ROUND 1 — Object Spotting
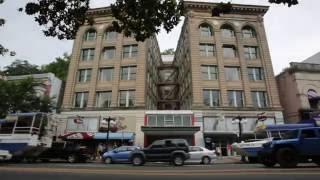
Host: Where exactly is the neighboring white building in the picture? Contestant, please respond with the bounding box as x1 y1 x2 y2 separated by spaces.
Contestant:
6 73 62 108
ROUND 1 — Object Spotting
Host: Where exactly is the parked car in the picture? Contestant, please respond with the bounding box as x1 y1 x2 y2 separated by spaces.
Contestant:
258 127 320 168
0 150 12 161
38 142 92 163
102 146 140 164
186 146 216 164
130 139 190 166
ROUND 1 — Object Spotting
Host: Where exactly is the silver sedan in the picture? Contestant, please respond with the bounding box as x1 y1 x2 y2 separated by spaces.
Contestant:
186 146 217 164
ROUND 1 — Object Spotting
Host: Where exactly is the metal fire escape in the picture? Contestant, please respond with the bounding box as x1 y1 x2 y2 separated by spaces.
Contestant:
157 63 180 110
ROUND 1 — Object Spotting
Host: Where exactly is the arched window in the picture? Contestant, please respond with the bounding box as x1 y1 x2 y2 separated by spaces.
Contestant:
199 23 213 37
84 29 96 41
242 26 256 38
221 24 235 38
307 89 320 109
105 30 118 41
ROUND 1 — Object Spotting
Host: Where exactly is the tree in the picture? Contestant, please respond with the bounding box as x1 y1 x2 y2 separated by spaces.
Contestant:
161 48 175 55
0 78 55 118
41 53 70 81
0 0 15 56
3 60 43 76
20 0 299 43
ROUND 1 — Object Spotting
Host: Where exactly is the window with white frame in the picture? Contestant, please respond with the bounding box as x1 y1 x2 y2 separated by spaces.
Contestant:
200 44 215 57
199 24 213 37
251 91 268 108
203 89 220 107
96 91 112 108
119 90 135 107
84 29 96 41
74 92 88 108
81 48 95 61
99 68 113 81
223 45 237 58
201 65 218 80
244 46 259 60
228 90 244 107
102 47 116 59
147 114 192 127
123 45 138 58
248 67 264 81
78 69 91 83
105 31 117 41
225 67 240 81
242 26 256 38
121 66 136 80
221 25 235 38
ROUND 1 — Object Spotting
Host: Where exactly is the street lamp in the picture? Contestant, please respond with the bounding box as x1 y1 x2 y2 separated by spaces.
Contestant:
103 116 116 151
232 115 247 162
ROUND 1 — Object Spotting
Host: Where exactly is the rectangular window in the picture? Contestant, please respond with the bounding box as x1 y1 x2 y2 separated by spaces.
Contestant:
244 46 258 60
96 91 112 108
228 90 244 107
201 65 218 80
223 45 236 58
123 45 138 58
105 31 117 41
121 66 136 80
78 69 91 83
251 91 268 108
248 67 264 81
81 48 95 61
203 90 220 107
119 90 135 107
74 92 88 108
103 47 116 59
225 67 240 81
199 44 215 57
99 68 114 81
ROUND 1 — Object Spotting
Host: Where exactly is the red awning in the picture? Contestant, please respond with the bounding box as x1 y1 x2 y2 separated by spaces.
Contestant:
60 132 94 140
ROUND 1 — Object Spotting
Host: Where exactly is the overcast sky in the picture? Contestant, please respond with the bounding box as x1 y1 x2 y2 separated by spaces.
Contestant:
0 0 319 75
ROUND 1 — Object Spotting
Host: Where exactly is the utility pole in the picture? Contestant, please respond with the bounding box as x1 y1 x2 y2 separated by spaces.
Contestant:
103 116 115 151
232 115 246 162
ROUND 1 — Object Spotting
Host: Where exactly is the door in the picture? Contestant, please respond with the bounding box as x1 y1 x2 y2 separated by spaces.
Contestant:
299 129 320 155
189 147 203 162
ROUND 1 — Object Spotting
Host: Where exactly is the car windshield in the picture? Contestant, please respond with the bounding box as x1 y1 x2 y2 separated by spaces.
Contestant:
281 130 299 139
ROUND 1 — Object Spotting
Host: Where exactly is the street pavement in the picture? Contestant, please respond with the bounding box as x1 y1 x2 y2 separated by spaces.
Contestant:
1 157 320 180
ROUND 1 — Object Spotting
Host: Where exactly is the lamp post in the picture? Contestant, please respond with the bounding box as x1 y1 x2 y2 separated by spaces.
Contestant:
232 115 247 162
103 116 116 151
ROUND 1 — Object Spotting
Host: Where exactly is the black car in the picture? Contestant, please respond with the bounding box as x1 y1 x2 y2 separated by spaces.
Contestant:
38 142 92 163
130 139 190 166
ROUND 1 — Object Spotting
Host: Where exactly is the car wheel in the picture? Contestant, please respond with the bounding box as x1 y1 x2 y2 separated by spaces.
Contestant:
172 155 184 166
276 148 298 168
201 156 211 165
67 155 77 163
131 155 144 166
313 158 320 166
104 157 112 164
248 157 258 164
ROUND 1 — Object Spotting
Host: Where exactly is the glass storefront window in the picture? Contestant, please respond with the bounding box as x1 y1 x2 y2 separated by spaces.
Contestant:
148 115 156 126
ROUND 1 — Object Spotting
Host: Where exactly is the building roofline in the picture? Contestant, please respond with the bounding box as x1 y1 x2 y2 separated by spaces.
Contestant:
277 62 320 77
184 1 269 16
86 7 112 17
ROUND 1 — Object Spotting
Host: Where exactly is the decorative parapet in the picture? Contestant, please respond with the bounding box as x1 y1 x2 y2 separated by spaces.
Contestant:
184 1 269 16
287 62 320 74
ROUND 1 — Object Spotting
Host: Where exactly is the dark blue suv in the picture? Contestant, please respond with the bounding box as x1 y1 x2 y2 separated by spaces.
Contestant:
258 127 320 168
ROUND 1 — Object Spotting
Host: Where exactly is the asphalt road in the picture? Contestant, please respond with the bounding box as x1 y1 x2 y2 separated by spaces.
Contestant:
1 162 320 180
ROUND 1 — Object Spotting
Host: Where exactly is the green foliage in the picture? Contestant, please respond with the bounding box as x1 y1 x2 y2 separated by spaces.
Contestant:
41 53 70 81
24 0 90 40
110 0 184 41
269 0 299 7
0 78 55 118
3 60 43 76
161 48 175 55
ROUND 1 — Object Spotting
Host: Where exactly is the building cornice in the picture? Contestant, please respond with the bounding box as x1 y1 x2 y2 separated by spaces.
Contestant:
86 7 112 17
184 1 269 16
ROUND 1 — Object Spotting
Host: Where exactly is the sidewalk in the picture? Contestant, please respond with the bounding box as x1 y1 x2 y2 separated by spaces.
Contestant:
214 156 243 164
